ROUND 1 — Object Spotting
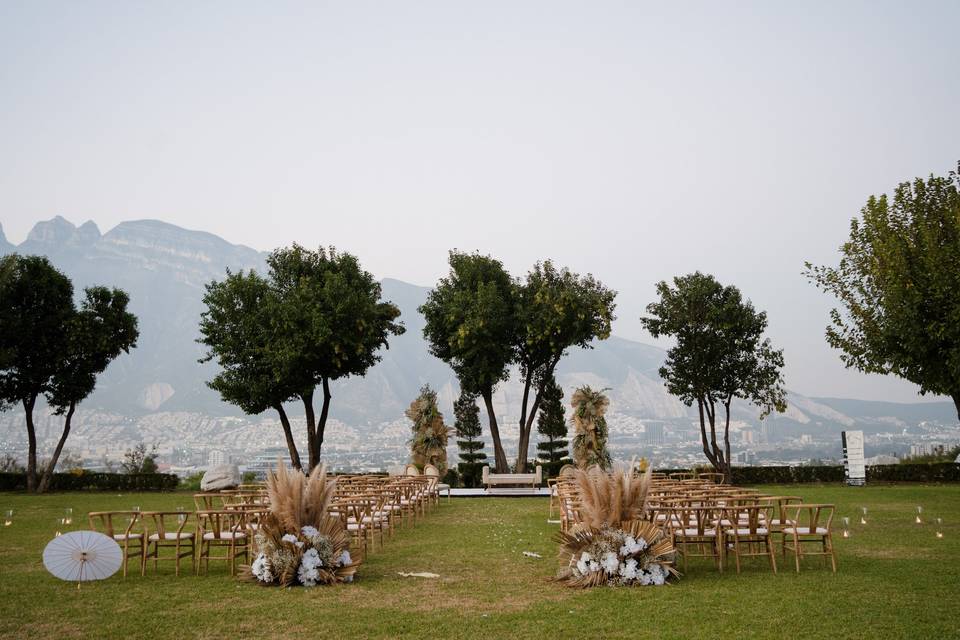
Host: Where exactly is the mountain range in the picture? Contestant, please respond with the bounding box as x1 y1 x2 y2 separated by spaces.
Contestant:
1 217 956 435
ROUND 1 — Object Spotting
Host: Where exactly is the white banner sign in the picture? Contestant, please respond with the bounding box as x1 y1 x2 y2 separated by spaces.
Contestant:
842 430 866 486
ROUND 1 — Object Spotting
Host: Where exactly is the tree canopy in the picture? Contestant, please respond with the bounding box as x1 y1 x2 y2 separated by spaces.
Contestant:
420 251 515 471
0 254 138 492
642 272 785 480
805 163 960 418
512 261 616 471
200 244 404 472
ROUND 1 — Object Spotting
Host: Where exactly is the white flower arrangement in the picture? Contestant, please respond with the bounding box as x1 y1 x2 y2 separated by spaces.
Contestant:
557 521 677 588
243 513 356 587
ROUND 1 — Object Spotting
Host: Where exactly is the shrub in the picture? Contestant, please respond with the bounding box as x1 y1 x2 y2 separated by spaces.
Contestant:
654 463 960 484
0 471 178 492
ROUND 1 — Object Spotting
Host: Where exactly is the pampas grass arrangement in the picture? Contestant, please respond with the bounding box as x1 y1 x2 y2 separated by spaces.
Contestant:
240 461 358 587
571 386 612 470
406 384 453 473
555 461 677 587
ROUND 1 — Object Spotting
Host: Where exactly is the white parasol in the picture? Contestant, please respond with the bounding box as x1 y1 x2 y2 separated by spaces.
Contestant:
43 530 123 586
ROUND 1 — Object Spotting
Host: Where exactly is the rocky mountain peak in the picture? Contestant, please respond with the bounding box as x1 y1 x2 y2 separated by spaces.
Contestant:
25 215 77 245
0 222 12 253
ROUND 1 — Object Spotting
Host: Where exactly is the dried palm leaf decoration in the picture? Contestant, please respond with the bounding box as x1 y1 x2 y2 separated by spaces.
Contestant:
555 461 677 587
240 460 358 586
571 386 612 470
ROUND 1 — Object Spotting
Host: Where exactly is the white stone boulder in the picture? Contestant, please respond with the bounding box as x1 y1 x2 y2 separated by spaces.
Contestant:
201 464 241 491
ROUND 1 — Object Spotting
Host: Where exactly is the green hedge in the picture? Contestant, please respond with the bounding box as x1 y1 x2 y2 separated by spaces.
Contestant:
655 463 960 484
0 471 179 492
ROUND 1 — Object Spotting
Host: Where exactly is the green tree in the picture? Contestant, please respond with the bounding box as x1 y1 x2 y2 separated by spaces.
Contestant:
406 385 451 473
122 444 158 474
0 255 139 492
535 376 570 477
199 270 305 469
453 390 486 487
512 261 616 472
200 245 404 472
805 163 960 418
642 272 786 481
420 251 516 472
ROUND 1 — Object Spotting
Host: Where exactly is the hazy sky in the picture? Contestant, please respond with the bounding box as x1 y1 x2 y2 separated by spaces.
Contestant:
2 1 958 403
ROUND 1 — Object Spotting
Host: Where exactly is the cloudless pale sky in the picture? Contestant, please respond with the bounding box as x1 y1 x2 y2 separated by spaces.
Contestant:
2 1 958 402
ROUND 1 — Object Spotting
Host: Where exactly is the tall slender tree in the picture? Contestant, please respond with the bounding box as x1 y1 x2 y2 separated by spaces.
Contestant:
0 255 138 492
512 261 616 472
420 251 515 472
453 390 487 487
535 376 570 478
805 163 960 418
642 272 786 481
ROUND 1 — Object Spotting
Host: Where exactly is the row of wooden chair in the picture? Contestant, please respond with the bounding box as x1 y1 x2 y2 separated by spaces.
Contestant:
87 475 444 578
554 475 837 573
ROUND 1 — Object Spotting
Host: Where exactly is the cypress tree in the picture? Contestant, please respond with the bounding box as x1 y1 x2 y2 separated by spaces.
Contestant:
536 377 571 478
454 390 487 487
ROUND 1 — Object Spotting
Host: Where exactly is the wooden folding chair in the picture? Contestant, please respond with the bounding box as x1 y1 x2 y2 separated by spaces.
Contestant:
196 510 249 575
721 505 777 574
143 511 195 576
668 505 723 572
783 504 836 572
88 511 146 577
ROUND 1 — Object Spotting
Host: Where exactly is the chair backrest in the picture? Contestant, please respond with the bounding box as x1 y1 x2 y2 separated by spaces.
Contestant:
790 504 834 534
194 493 226 511
423 464 440 477
143 511 192 538
197 510 247 539
558 464 576 478
724 505 773 535
404 464 420 476
697 472 725 485
88 511 142 537
668 506 721 536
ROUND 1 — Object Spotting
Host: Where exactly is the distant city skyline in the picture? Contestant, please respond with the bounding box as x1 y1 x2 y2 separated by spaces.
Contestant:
3 2 959 403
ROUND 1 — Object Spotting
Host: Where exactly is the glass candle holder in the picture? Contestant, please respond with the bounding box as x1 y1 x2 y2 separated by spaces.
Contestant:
63 507 73 525
936 517 944 539
916 506 923 524
132 505 141 513
55 517 64 537
860 506 867 525
3 509 12 526
841 517 850 538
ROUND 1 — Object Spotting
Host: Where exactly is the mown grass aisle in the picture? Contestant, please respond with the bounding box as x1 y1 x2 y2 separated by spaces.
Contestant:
0 485 957 639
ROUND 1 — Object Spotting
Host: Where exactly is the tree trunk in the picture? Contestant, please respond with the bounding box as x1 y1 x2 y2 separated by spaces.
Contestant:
23 395 38 493
302 388 318 473
516 395 542 473
722 398 733 483
953 393 960 422
481 388 509 472
37 400 76 494
515 358 559 472
515 377 533 473
273 403 302 471
314 377 332 469
697 398 719 468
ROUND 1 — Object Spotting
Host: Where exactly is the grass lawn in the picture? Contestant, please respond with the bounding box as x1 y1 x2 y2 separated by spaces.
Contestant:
0 484 957 639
